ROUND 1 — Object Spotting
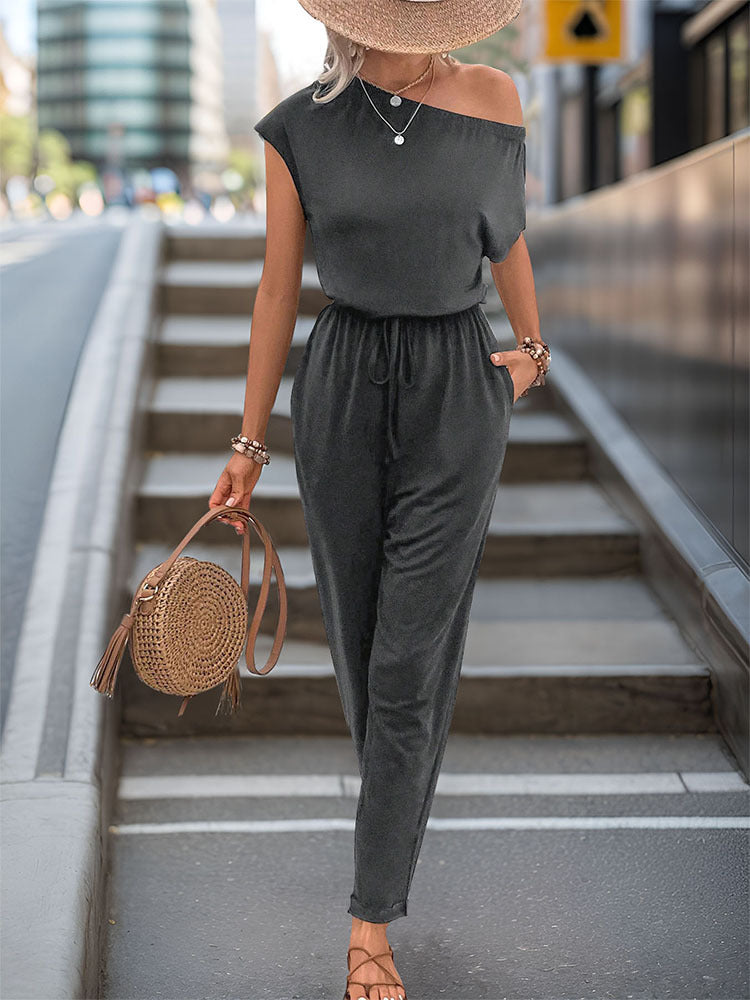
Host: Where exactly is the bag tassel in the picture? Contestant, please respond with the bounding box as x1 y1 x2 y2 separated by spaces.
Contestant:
215 662 242 716
89 612 135 697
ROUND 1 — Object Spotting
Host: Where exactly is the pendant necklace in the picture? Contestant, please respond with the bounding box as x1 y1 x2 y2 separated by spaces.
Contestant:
357 55 436 146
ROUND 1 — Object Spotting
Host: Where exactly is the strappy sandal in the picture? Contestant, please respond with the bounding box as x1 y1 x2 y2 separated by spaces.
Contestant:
343 944 407 1000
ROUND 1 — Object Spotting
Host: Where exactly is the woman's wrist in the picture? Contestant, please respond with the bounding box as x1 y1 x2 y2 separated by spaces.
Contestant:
513 336 550 397
230 434 270 465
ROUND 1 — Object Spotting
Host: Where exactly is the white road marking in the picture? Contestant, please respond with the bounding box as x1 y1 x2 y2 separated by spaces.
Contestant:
681 771 748 793
110 816 750 835
117 770 748 800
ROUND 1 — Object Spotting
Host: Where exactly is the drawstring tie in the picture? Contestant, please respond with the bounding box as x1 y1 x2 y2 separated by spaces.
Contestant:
366 316 416 461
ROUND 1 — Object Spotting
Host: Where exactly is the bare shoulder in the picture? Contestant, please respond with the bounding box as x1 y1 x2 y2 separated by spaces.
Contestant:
448 62 524 127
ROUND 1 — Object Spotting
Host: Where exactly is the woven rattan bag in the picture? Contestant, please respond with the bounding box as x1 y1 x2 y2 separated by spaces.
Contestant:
90 504 287 717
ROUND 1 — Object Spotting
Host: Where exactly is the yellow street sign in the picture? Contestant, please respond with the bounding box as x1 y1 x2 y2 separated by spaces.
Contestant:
542 0 624 62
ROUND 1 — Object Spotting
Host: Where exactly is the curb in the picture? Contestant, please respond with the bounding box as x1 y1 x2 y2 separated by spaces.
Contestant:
1 214 163 998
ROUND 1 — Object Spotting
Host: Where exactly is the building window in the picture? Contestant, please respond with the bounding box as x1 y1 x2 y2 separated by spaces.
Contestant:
619 83 651 178
688 3 750 144
728 6 750 131
597 100 621 186
704 29 726 141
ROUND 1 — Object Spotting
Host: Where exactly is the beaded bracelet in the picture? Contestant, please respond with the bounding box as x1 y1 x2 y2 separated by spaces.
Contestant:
515 336 550 398
230 435 271 465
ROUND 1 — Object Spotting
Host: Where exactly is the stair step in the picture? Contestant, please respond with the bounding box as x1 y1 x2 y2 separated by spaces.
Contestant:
148 375 293 453
112 730 747 824
152 309 540 362
156 314 318 376
146 376 590 479
148 374 582 430
115 731 739 784
135 459 639 573
155 308 518 376
159 260 330 315
128 533 683 641
164 221 267 262
138 451 308 546
120 636 713 738
132 552 665 619
127 538 697 654
132 539 316 588
154 309 552 391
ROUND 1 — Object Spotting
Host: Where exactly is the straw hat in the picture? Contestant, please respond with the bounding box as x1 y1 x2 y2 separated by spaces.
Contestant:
295 0 524 54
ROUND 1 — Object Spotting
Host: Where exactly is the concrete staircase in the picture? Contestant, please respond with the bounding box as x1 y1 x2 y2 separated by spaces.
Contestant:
119 226 714 737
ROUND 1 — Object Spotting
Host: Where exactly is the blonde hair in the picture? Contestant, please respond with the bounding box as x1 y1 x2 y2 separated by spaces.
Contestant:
312 27 457 104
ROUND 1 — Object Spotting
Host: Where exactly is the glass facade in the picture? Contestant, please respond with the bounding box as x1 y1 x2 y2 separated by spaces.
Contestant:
36 0 227 171
37 68 191 101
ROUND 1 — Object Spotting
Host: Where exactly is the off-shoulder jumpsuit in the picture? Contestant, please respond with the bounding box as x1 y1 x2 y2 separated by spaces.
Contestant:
254 75 527 923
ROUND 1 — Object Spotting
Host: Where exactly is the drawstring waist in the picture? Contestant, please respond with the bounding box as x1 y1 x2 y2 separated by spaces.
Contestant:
321 300 487 463
366 315 416 462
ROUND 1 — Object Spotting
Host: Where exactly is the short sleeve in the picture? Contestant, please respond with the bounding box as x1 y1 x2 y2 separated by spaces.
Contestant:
253 104 307 217
482 141 527 263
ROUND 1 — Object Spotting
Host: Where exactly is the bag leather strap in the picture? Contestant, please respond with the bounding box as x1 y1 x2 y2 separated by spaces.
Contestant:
136 504 287 677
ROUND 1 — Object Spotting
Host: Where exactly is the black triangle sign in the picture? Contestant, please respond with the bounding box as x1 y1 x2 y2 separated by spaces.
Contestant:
572 10 599 38
565 1 609 42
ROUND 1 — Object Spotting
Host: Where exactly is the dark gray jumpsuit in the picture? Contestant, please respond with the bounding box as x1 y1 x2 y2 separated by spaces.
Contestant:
254 76 527 924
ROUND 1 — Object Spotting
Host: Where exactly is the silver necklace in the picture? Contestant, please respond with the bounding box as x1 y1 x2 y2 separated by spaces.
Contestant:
356 57 436 146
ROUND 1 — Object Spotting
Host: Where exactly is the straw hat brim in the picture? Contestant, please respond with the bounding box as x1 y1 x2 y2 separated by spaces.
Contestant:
296 0 524 54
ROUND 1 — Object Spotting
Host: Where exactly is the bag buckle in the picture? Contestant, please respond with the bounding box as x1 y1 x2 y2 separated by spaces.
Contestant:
138 582 159 603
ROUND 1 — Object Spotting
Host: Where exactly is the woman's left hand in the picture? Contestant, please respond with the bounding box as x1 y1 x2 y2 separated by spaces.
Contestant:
489 349 538 403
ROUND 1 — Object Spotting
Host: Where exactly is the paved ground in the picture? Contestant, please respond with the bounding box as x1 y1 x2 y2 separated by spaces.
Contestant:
0 214 124 730
102 732 749 1000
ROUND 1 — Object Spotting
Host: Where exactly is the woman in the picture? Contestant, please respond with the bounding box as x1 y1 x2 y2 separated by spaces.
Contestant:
210 2 548 997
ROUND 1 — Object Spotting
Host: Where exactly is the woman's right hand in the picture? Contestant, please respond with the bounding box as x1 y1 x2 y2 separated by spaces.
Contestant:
208 451 263 535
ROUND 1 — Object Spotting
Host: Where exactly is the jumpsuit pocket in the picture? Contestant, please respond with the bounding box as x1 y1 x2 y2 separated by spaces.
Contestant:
290 346 310 417
498 363 515 405
476 310 514 407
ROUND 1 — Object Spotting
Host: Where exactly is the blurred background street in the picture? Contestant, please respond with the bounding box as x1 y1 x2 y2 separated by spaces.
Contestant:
1 2 748 999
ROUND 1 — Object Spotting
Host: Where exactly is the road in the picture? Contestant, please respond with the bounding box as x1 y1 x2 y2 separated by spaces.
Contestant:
0 213 126 732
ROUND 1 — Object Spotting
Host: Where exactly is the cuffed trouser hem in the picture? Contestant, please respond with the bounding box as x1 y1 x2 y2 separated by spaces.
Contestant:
347 895 407 924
